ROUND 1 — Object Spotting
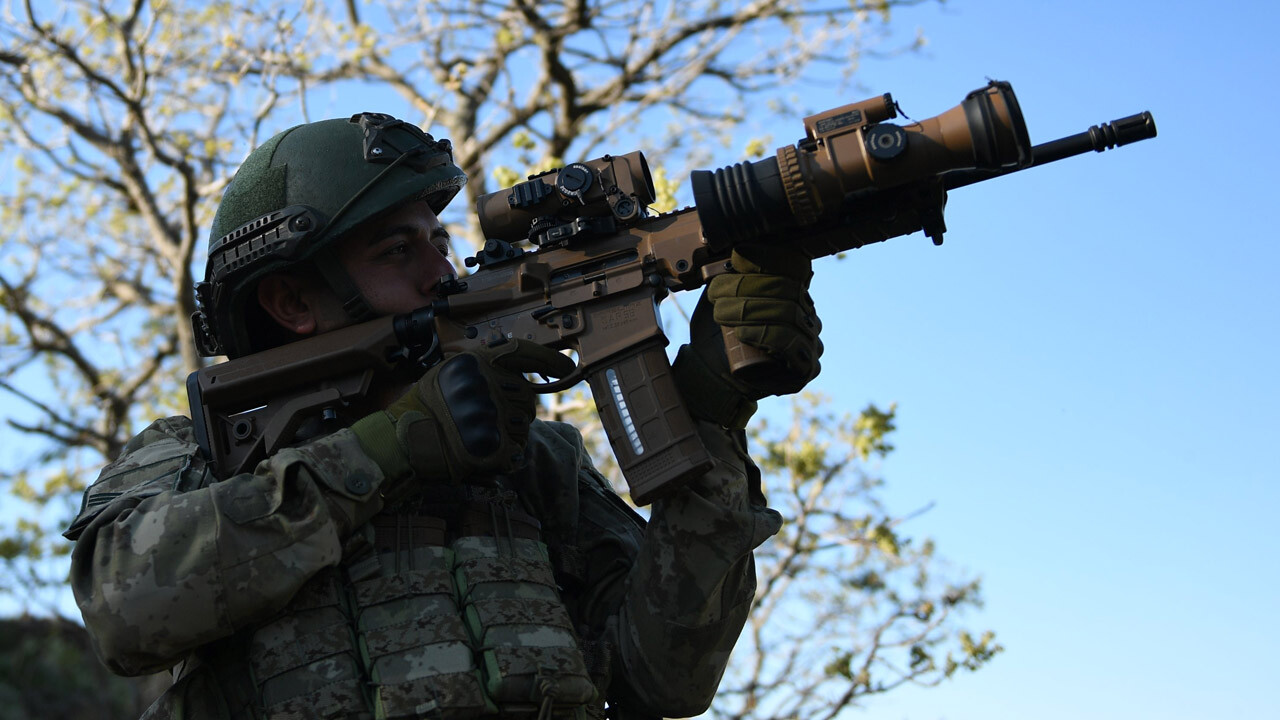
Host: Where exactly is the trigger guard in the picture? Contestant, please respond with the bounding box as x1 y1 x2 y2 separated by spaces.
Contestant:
530 363 587 394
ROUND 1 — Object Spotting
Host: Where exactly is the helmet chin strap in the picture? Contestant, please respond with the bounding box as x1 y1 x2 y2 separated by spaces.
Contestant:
303 148 424 326
311 246 376 324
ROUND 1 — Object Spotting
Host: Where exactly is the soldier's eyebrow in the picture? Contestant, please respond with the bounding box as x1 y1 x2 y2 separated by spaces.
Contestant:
367 224 415 245
368 224 451 245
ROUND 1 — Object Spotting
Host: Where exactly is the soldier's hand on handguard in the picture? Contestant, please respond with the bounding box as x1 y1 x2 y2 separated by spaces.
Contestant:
673 244 824 429
351 339 575 488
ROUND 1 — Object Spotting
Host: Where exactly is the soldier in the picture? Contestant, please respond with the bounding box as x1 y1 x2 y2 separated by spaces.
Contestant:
64 112 823 719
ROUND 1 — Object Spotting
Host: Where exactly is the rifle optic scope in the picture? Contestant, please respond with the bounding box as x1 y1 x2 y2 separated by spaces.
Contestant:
477 150 655 244
691 79 1031 248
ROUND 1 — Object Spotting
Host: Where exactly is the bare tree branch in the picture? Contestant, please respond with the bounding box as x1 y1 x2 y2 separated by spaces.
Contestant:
0 5 1001 716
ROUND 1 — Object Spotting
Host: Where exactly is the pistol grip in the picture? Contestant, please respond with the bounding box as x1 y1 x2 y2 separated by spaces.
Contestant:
587 340 713 505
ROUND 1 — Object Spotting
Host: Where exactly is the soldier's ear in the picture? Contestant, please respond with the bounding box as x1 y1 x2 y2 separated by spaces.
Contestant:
257 272 321 336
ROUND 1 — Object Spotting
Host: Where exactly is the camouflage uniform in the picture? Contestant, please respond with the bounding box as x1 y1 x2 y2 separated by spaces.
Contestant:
66 414 780 719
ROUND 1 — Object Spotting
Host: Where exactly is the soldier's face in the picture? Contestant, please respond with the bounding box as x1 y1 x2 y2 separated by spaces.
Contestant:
313 200 455 330
264 200 455 337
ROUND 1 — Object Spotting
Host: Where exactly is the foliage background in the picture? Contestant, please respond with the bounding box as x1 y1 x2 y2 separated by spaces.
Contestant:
0 0 996 717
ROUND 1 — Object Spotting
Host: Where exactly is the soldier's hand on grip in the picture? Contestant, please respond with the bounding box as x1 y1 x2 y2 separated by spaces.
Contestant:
674 244 824 429
352 339 575 486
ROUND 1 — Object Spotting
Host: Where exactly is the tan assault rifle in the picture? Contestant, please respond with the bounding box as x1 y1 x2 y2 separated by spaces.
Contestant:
187 80 1156 505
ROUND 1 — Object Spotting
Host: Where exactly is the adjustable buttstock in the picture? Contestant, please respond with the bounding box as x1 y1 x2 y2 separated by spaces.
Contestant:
188 315 409 476
585 340 713 505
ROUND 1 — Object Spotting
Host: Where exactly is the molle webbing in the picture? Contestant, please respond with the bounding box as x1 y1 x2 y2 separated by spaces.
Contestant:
454 535 596 715
246 497 598 720
248 569 371 719
355 527 485 719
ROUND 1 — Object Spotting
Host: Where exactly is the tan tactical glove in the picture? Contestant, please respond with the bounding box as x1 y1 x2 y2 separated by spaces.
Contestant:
673 244 823 429
351 339 575 486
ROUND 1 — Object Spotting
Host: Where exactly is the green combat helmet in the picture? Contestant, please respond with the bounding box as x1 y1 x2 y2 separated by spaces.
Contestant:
192 112 468 358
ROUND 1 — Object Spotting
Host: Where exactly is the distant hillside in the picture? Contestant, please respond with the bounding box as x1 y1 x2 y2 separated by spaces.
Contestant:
0 616 168 720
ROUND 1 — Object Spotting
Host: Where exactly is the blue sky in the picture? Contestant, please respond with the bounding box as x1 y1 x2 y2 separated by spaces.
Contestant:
757 1 1278 718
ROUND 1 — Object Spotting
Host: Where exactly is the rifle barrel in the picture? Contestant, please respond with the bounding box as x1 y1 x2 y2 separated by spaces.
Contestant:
942 110 1157 190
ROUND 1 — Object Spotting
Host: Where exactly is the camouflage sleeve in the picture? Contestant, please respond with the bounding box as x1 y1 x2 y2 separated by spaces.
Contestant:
553 420 780 718
65 416 389 676
611 420 781 716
